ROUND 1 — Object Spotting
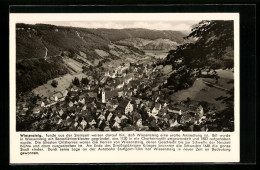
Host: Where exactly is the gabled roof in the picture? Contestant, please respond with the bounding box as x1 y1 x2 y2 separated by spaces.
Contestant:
106 90 119 99
36 101 42 105
54 92 63 99
72 85 79 90
88 92 97 98
79 94 86 100
118 100 130 109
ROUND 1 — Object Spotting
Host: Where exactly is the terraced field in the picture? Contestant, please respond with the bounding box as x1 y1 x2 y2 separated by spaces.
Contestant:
63 57 83 73
32 57 86 98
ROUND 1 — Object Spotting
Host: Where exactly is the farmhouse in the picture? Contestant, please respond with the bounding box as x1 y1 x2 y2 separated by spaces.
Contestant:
32 106 41 115
53 92 63 102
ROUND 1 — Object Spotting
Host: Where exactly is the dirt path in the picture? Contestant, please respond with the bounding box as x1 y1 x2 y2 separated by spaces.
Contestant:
201 80 230 92
44 47 48 61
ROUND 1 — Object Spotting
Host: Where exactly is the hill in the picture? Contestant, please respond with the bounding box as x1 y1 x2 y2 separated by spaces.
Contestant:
115 38 180 51
16 24 186 61
16 23 187 93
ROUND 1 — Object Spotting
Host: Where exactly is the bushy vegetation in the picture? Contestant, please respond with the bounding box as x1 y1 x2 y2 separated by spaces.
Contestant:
114 41 145 55
72 77 80 86
164 20 234 130
16 30 46 60
51 80 58 87
165 20 234 90
81 77 89 85
16 56 68 93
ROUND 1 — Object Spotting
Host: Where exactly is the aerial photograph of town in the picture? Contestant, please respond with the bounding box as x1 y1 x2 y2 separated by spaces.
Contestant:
16 20 234 132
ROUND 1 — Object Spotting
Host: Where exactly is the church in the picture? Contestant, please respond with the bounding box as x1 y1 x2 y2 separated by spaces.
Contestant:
97 87 106 103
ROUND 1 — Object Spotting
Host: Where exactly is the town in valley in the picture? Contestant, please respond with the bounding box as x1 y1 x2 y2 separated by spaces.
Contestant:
16 20 234 131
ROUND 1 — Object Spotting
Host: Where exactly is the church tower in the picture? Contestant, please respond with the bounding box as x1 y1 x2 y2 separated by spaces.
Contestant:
97 87 106 103
101 90 106 103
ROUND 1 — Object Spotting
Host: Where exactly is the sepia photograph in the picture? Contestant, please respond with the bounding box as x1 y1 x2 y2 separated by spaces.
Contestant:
15 18 234 132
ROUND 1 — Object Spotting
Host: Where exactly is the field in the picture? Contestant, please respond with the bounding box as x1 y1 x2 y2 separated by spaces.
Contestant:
63 57 83 73
32 73 86 98
162 65 172 74
32 57 86 98
144 50 168 59
171 69 234 111
95 49 109 58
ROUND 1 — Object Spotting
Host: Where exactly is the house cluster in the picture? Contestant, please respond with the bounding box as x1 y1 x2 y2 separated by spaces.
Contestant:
17 60 218 131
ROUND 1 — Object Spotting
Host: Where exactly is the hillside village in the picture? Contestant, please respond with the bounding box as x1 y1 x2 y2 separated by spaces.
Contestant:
16 56 223 132
16 21 234 132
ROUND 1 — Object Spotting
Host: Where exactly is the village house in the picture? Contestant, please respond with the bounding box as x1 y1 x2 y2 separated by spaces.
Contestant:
124 90 133 97
80 119 87 130
118 91 124 97
58 109 64 117
123 74 133 84
88 119 96 126
62 90 68 97
53 92 64 102
114 115 121 124
117 100 133 115
18 102 28 111
71 85 79 92
106 90 118 100
69 101 74 107
152 103 162 115
109 99 119 109
112 121 121 129
32 106 41 115
116 82 124 89
106 112 113 122
168 105 183 115
169 119 181 128
78 95 86 104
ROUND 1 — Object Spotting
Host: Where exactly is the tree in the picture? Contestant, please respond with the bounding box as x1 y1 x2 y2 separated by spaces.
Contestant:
51 80 58 87
72 77 80 86
185 97 191 104
81 77 89 85
168 20 234 72
166 20 234 90
215 87 234 131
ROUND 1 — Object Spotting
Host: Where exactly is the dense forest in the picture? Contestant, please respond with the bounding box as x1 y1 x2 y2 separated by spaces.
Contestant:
16 56 68 93
164 20 234 91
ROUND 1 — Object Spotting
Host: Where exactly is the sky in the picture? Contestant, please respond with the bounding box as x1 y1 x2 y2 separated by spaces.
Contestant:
23 20 200 32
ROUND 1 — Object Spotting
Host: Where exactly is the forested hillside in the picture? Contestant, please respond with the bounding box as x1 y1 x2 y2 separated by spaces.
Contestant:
16 23 186 61
16 23 186 94
163 20 234 91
